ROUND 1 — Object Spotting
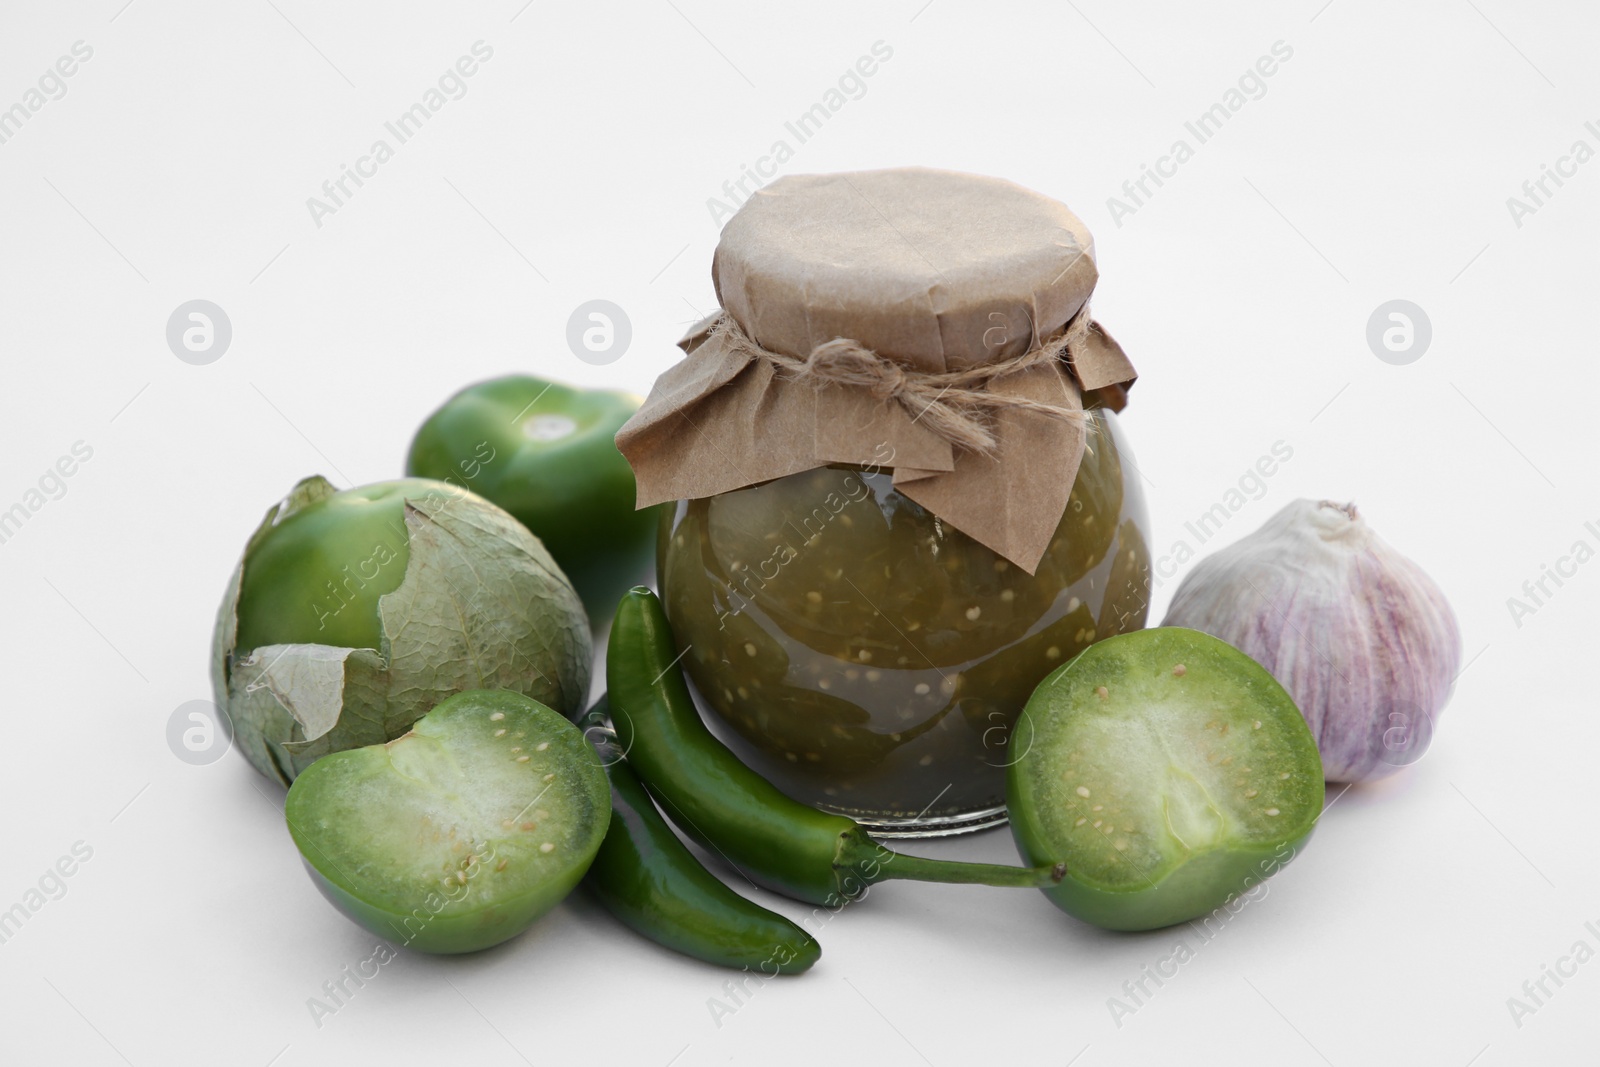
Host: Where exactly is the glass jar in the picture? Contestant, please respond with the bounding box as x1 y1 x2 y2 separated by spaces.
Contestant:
658 409 1150 836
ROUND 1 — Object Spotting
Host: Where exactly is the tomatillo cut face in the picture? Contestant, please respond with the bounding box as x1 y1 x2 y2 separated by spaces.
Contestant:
285 690 610 954
406 375 662 624
1008 627 1323 931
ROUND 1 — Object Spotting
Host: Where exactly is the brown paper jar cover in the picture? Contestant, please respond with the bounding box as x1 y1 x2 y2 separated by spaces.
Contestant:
615 166 1137 574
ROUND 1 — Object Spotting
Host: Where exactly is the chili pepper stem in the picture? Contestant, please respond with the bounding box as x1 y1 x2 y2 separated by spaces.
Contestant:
835 830 1065 891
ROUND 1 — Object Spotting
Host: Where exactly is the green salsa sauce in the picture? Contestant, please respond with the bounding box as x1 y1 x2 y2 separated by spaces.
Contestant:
658 410 1152 833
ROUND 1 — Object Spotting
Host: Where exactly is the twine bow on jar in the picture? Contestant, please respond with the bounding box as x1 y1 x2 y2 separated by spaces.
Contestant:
706 307 1096 455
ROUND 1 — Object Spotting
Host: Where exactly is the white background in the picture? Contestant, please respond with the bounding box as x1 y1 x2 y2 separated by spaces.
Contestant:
1 1 1594 1064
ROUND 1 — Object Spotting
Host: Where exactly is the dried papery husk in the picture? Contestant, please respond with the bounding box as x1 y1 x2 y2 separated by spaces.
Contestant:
1162 499 1461 783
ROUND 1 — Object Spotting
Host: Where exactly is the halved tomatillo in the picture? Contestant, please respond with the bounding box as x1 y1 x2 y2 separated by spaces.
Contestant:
285 690 610 954
1008 627 1323 931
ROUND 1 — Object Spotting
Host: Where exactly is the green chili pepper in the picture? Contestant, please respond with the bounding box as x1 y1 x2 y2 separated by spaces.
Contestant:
578 698 820 974
607 587 1066 907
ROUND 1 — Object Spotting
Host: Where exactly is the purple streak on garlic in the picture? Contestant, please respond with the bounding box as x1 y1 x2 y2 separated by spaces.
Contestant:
1162 499 1461 783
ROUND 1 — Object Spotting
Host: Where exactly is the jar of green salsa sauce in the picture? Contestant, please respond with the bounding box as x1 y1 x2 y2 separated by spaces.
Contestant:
617 168 1148 835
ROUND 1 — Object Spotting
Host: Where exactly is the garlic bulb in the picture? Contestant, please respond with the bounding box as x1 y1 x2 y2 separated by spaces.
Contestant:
1162 500 1460 783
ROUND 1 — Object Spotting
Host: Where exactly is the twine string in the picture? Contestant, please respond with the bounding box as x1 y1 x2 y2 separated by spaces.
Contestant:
708 307 1093 454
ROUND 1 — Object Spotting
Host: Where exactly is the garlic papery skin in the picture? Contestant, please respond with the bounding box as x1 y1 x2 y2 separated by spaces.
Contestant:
1162 499 1461 783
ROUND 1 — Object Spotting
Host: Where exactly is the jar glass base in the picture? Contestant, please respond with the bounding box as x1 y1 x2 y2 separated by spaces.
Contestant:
844 804 1010 839
688 673 1010 838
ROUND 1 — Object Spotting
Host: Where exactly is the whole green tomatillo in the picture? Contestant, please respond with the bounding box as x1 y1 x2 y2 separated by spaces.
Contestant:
211 475 592 785
406 375 661 624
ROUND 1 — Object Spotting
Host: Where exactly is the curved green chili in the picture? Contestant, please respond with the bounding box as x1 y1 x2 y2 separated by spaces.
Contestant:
607 587 1066 907
578 698 820 974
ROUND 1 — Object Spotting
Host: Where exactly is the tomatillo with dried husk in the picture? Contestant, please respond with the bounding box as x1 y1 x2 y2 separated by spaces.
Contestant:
406 376 661 625
1008 627 1323 931
285 690 610 954
211 475 591 785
